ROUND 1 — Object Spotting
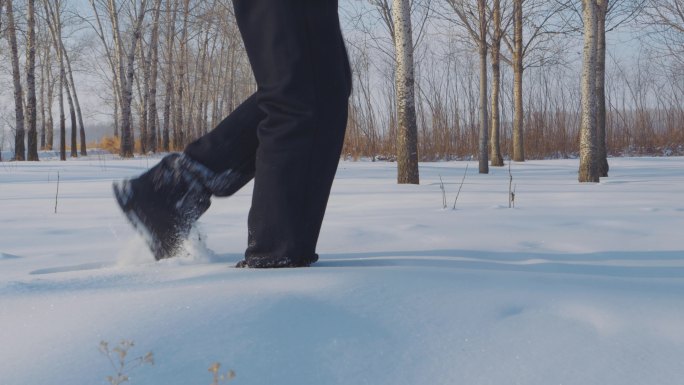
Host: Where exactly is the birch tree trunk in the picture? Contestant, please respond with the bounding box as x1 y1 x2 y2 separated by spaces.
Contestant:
39 42 48 150
112 77 120 137
89 0 120 138
478 0 489 174
44 0 70 160
147 0 162 153
174 0 190 149
6 0 26 161
579 0 600 182
512 0 525 162
39 56 46 151
489 0 504 167
61 42 87 156
596 0 609 177
392 0 420 184
0 0 3 162
109 0 147 157
162 0 179 152
139 40 149 154
57 36 66 160
108 0 127 150
46 44 55 151
26 0 39 161
64 72 78 157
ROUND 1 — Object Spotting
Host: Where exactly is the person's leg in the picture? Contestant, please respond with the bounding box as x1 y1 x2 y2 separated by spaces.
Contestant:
233 0 352 267
184 93 262 197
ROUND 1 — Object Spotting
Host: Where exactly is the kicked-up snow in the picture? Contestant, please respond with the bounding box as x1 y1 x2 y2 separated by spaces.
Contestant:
0 155 683 385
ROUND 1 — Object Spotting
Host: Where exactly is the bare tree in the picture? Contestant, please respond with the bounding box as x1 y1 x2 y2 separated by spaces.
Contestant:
109 0 148 157
489 0 504 166
392 0 420 184
0 0 3 161
644 0 684 60
596 0 609 176
503 0 567 162
174 0 190 149
137 33 149 154
476 0 489 173
579 0 599 182
146 0 162 152
6 0 26 161
162 0 179 152
43 0 68 160
564 0 645 174
43 39 55 150
26 0 39 161
446 0 490 173
61 40 87 156
511 0 524 162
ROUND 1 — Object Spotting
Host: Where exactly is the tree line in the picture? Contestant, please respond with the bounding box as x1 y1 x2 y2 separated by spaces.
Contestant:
1 0 682 184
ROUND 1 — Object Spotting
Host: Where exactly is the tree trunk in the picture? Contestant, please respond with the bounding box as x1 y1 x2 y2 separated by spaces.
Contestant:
0 0 3 161
174 0 190 150
147 0 162 153
61 43 87 156
42 0 67 160
139 40 149 154
162 0 179 152
512 0 525 162
46 45 54 151
64 74 78 158
490 0 504 167
39 42 47 150
108 0 147 157
579 0 599 183
26 0 39 161
59 53 66 161
112 77 120 137
596 0 609 177
478 0 489 174
89 0 120 140
392 0 420 184
6 0 26 161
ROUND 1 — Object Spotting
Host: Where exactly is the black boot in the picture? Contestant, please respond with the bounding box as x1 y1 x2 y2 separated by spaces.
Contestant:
234 254 318 268
113 153 213 260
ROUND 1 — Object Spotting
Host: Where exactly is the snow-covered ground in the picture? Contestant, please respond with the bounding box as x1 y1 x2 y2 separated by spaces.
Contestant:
1 155 683 385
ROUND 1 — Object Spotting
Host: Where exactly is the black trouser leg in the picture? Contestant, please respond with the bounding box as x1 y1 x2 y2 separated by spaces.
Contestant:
184 94 262 197
186 0 351 266
238 0 350 266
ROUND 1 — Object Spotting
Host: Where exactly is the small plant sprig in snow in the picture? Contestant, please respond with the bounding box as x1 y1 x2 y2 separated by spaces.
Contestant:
99 340 154 385
452 164 469 210
508 160 516 208
208 362 236 384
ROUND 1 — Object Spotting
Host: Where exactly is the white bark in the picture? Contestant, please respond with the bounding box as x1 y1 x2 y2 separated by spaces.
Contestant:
61 42 87 156
26 0 39 161
579 0 600 182
43 0 67 160
490 0 504 167
477 0 489 174
512 0 525 162
147 0 163 153
174 0 190 149
6 0 26 161
392 0 420 184
107 0 148 157
162 0 179 152
596 0 609 177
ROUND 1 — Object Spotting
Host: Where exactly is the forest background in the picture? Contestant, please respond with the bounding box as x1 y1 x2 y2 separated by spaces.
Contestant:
0 0 682 166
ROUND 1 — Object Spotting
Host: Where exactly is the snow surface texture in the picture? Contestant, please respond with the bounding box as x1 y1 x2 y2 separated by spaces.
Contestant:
1 156 683 385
